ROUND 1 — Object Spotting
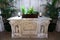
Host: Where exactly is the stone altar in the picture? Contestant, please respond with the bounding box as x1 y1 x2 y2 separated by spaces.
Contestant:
7 16 51 38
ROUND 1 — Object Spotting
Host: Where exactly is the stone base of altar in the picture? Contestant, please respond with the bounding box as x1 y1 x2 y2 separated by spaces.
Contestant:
12 33 48 38
8 16 51 38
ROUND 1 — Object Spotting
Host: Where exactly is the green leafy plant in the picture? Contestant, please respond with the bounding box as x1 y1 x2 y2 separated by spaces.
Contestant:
27 7 34 14
0 0 16 31
21 6 38 15
21 6 26 14
46 0 59 21
21 6 39 18
0 0 16 19
45 0 59 32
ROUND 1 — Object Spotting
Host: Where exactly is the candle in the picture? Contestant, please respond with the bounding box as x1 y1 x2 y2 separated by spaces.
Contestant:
0 10 1 14
39 12 42 17
18 12 21 17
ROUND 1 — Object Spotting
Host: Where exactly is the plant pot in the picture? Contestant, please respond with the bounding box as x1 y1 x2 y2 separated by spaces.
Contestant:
48 20 56 32
48 23 56 32
4 22 11 32
22 14 38 18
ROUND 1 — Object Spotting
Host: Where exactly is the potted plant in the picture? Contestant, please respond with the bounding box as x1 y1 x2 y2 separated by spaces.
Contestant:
45 0 59 32
0 0 16 32
21 7 39 18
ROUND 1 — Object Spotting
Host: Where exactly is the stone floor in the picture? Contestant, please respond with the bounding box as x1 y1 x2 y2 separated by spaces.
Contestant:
0 31 60 40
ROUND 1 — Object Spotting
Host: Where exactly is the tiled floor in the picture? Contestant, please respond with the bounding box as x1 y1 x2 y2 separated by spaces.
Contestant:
0 31 60 40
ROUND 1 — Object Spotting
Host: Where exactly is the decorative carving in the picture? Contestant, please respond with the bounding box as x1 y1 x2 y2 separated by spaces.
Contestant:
15 25 19 33
40 25 45 33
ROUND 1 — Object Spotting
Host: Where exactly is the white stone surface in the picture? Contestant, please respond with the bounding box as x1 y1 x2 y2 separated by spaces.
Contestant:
8 16 51 20
8 16 51 38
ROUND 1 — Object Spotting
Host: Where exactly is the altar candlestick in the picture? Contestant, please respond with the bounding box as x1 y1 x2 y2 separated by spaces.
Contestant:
39 12 42 17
